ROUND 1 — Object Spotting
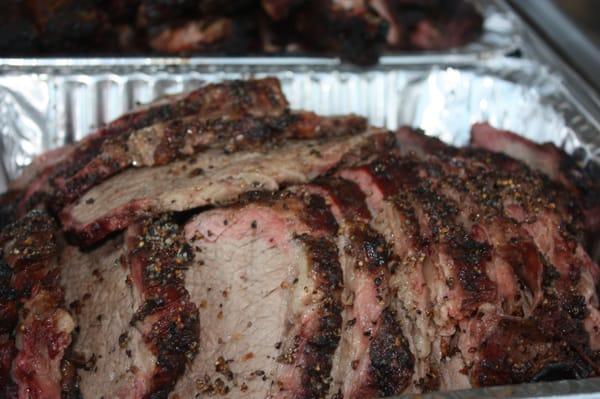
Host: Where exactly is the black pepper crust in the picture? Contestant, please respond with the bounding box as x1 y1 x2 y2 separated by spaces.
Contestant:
311 177 416 395
150 111 367 166
126 216 200 399
368 309 414 397
293 234 343 398
313 177 371 221
0 210 79 398
365 155 497 311
395 127 600 386
20 78 289 213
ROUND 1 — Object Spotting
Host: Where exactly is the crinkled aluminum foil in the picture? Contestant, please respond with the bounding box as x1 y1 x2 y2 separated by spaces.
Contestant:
0 57 599 191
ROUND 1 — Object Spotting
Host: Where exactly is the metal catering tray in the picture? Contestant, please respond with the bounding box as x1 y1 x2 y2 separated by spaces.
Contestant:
0 0 518 71
0 2 599 399
0 58 599 399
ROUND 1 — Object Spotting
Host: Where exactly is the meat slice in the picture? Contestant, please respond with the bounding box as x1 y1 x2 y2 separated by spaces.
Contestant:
127 112 366 167
148 17 258 54
0 211 75 399
61 130 391 246
19 77 288 212
59 216 198 399
341 156 499 392
300 178 414 398
470 122 600 240
173 191 342 398
370 0 483 50
59 237 153 398
125 217 199 397
395 126 600 386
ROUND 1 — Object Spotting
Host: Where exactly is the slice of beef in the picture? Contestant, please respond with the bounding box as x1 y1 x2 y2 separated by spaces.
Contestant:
0 211 75 399
18 77 288 213
53 111 364 212
395 127 600 386
59 237 154 399
370 0 483 50
59 216 198 399
148 16 259 54
294 0 388 65
127 112 367 167
301 179 414 398
172 191 342 398
342 156 502 391
124 217 199 398
470 122 600 243
61 130 391 246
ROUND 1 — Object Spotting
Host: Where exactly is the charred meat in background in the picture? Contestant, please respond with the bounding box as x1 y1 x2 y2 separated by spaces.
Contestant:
371 0 483 50
0 1 38 55
0 0 483 62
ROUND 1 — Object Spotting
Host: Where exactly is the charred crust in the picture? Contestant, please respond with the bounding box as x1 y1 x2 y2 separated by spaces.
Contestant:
0 210 78 398
23 78 288 214
126 216 199 398
368 309 414 396
292 234 343 398
347 223 391 273
314 177 371 221
366 155 497 308
299 193 339 235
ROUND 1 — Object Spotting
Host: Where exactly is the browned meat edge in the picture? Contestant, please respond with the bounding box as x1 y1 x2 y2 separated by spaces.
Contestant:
309 178 414 397
0 211 77 398
234 190 343 397
396 127 600 385
127 111 367 167
18 77 288 213
470 122 600 249
59 130 391 247
125 216 200 399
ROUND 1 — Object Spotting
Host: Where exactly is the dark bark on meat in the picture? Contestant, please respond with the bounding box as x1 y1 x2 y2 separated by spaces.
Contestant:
125 216 199 398
295 1 388 65
0 1 39 55
0 211 76 399
18 78 288 215
373 0 483 50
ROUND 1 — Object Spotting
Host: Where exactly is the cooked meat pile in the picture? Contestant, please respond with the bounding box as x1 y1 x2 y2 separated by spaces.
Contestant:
1 77 600 399
0 0 482 65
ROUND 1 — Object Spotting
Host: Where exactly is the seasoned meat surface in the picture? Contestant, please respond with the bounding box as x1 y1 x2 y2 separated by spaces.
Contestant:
1 79 599 398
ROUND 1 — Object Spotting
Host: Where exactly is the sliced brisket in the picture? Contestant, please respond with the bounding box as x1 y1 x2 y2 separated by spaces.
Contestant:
59 237 153 399
61 130 391 246
173 191 342 398
19 77 288 213
301 178 414 398
470 122 600 246
0 211 75 399
395 127 600 386
125 217 199 398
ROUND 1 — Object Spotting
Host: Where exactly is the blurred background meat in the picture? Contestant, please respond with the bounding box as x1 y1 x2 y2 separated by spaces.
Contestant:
0 0 483 64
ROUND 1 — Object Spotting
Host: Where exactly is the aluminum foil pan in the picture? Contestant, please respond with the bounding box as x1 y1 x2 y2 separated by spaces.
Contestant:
0 54 599 399
0 57 598 191
0 0 518 71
